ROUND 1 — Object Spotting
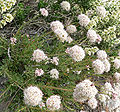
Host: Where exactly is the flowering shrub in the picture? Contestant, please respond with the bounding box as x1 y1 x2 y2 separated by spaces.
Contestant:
0 0 120 112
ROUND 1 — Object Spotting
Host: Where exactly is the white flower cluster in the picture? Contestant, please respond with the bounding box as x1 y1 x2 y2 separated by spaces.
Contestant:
92 58 111 74
87 29 102 43
60 1 70 11
92 50 111 74
85 46 99 56
98 82 120 111
73 79 98 103
32 52 59 79
78 14 90 27
24 86 62 110
39 102 45 108
24 86 43 106
88 97 98 109
98 94 107 103
96 6 106 18
92 59 105 74
40 8 48 17
50 20 64 31
54 29 68 42
32 49 48 62
50 20 73 43
50 69 59 79
114 72 120 82
45 57 59 65
46 95 61 111
0 0 16 28
51 57 59 65
35 68 44 76
97 50 107 60
66 25 77 34
87 29 97 42
102 59 111 72
66 45 85 62
10 37 17 45
113 58 120 69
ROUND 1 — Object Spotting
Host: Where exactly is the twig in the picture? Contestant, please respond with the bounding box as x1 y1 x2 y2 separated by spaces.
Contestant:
15 14 40 36
8 47 12 60
18 106 27 112
0 84 11 99
38 85 73 92
6 89 20 111
5 71 24 90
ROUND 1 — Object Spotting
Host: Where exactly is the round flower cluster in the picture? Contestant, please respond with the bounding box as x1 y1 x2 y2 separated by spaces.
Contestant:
10 37 17 45
98 94 107 103
114 83 120 98
99 82 120 111
54 29 68 42
113 58 120 69
24 86 43 106
103 82 114 96
78 14 90 27
39 102 45 108
35 68 44 76
96 6 106 18
97 50 107 60
73 79 98 103
66 25 77 34
92 50 111 74
50 20 73 43
66 36 73 43
102 59 111 72
51 57 59 65
60 1 70 11
114 72 120 82
87 29 98 43
40 8 48 17
32 49 48 62
50 69 59 79
50 20 64 31
92 59 105 74
107 98 120 112
66 45 85 62
46 95 61 111
88 97 98 109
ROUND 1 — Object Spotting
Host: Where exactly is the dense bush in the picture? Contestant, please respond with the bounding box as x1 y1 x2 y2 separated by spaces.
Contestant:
0 0 120 112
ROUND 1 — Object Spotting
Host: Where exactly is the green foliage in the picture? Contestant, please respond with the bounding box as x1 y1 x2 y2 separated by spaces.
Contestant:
0 32 91 111
38 0 48 10
15 3 30 24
